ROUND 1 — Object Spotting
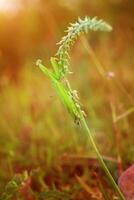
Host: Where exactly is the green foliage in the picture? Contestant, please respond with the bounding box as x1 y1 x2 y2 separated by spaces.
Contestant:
0 173 26 200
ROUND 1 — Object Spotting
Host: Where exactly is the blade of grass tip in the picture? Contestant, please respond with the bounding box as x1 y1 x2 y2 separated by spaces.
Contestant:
115 107 134 123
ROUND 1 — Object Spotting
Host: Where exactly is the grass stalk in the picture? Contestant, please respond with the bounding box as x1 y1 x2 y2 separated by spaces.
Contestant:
80 114 125 200
37 16 125 200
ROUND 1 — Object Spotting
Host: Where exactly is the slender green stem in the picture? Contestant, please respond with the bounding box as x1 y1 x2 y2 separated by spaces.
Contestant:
80 115 125 200
37 16 125 200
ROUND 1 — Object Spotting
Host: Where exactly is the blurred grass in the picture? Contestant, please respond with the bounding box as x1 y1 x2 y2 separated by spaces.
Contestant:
0 0 134 199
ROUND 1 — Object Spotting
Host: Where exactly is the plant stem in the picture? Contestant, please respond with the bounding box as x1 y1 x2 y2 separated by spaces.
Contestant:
80 116 125 200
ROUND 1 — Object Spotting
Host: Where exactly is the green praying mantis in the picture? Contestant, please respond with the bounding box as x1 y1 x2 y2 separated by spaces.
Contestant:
36 58 84 125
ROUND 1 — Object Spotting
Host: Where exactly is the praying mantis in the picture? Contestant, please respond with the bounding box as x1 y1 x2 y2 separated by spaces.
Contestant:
36 58 83 125
36 17 125 200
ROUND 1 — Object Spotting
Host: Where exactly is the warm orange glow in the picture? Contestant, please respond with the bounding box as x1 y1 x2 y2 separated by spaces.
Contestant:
0 0 22 13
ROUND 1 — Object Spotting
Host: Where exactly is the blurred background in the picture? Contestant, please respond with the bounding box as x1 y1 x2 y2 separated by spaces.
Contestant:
0 0 134 199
